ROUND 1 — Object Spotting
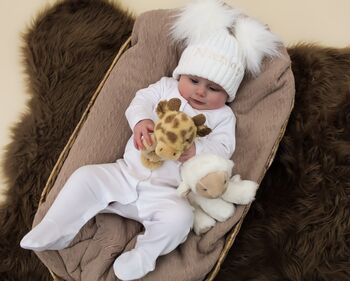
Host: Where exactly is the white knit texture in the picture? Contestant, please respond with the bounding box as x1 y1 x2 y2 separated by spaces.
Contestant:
173 30 245 102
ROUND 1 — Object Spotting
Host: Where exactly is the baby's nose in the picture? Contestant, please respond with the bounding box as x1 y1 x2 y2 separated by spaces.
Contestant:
196 87 206 97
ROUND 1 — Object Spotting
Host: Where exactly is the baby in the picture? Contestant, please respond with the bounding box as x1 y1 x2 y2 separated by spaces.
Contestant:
20 0 280 280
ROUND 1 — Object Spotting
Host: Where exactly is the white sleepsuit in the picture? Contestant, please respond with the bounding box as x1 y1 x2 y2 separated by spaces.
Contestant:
20 77 236 280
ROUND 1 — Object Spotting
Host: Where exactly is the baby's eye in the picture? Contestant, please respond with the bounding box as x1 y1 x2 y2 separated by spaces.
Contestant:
190 78 198 84
209 86 220 92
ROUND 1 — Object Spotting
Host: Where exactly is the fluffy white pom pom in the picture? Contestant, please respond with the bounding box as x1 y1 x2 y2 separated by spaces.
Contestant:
170 0 282 76
170 0 241 45
234 17 282 76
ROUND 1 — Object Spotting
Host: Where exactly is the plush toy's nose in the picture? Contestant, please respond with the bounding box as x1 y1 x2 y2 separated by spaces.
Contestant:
196 171 229 198
155 143 181 160
196 182 226 199
207 187 226 198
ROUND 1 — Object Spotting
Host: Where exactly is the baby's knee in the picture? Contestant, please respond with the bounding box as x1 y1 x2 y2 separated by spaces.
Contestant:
69 165 96 185
165 204 194 232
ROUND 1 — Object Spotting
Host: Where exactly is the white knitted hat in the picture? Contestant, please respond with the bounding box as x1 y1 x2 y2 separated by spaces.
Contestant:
173 29 245 102
171 0 281 102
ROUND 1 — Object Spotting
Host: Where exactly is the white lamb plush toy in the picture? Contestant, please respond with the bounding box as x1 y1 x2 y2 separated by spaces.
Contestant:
177 154 258 235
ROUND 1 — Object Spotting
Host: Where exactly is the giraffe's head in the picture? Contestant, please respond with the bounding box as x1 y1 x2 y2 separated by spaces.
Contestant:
154 98 212 160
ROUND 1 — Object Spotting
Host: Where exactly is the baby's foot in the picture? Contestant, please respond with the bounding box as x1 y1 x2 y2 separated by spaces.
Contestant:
20 219 73 251
113 249 155 280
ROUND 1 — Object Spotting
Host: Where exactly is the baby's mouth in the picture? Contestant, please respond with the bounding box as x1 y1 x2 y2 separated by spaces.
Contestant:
190 98 206 105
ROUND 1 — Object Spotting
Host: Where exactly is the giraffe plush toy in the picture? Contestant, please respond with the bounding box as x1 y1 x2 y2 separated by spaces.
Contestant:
141 98 212 169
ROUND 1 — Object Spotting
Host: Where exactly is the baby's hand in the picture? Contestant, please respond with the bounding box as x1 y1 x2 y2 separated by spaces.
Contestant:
133 119 154 150
178 143 196 163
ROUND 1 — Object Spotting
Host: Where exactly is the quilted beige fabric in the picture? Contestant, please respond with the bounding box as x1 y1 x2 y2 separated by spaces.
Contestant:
33 9 294 281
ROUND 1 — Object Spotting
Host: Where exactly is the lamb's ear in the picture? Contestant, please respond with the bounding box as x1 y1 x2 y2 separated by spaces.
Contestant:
177 182 191 197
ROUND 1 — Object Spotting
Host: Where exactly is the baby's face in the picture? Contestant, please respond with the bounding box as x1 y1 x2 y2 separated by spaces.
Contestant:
178 75 228 110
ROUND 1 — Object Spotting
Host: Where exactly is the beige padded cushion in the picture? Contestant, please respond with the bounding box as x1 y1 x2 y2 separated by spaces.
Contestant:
33 9 294 281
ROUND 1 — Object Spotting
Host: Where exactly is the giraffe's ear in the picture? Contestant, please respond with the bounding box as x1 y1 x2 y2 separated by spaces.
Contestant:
192 114 206 126
167 98 181 111
156 98 181 118
192 114 211 137
197 125 212 137
156 100 168 118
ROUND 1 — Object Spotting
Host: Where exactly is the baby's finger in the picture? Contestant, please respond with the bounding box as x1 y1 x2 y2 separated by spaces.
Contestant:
143 130 153 146
135 131 144 150
146 123 154 132
178 156 185 163
138 137 145 150
180 150 187 157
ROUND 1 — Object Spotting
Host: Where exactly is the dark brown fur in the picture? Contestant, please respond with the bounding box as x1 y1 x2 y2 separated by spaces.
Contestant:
0 1 134 280
1 1 349 280
217 44 350 281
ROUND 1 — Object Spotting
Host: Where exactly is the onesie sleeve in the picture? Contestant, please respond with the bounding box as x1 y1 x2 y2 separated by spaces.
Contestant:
194 108 236 159
125 78 166 131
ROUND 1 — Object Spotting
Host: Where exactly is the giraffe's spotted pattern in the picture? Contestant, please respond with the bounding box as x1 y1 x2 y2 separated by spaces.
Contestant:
155 110 198 151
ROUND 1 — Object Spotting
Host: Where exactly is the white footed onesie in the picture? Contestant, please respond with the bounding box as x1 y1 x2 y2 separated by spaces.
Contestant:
21 77 236 280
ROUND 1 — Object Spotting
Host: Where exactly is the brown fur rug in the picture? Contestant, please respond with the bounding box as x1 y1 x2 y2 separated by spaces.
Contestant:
0 1 134 280
1 0 349 280
217 46 350 281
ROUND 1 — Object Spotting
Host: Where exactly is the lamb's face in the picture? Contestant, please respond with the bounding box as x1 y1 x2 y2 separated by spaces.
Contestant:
195 171 229 198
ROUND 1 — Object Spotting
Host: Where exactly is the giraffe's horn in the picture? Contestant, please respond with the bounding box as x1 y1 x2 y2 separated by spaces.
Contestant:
167 98 181 111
